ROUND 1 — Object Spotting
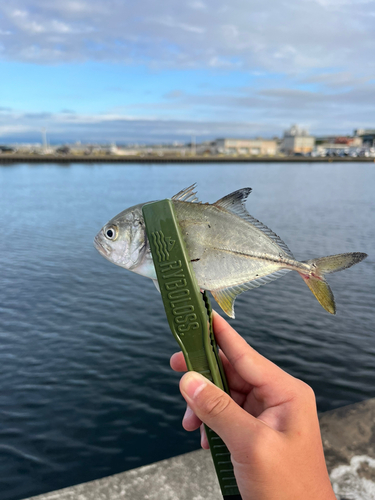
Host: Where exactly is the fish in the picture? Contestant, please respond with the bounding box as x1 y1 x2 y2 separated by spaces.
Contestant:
94 184 367 317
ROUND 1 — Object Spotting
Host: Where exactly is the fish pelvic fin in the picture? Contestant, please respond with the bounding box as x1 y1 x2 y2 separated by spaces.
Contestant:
211 289 236 318
299 252 368 314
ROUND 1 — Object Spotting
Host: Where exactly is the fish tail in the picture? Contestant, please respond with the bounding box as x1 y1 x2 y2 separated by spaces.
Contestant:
298 252 367 314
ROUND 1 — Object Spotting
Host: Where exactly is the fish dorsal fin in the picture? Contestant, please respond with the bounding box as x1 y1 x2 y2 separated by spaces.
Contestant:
215 188 294 259
211 269 291 318
172 183 200 203
214 188 252 218
243 215 295 258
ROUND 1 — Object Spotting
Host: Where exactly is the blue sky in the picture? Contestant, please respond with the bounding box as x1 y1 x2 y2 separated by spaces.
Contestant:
1 0 375 143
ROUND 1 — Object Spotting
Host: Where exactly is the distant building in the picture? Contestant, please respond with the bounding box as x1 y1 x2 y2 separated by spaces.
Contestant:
354 129 375 147
109 144 140 156
213 138 277 156
196 141 217 155
55 145 71 155
316 135 362 147
280 125 315 154
314 134 362 156
0 145 15 153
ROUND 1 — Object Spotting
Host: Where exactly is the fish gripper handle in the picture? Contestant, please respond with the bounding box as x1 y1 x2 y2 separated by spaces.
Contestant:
143 200 241 499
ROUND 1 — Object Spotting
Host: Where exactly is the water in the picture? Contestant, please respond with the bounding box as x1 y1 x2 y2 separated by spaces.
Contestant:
0 162 374 500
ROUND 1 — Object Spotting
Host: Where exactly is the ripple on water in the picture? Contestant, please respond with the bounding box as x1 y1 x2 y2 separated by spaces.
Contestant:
0 162 374 500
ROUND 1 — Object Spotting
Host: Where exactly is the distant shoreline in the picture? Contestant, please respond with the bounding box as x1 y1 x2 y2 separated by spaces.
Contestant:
1 154 375 164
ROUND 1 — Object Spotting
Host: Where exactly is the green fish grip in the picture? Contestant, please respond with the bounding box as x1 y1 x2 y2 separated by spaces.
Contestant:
142 200 241 500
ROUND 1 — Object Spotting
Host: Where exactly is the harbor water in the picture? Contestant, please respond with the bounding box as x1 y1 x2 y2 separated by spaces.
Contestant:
0 162 374 500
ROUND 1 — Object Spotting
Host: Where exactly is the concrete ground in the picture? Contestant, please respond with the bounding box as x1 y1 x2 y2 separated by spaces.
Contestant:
24 398 375 500
320 398 375 499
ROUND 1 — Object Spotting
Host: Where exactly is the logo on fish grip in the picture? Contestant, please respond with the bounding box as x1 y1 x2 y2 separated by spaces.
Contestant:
151 231 175 262
159 260 200 335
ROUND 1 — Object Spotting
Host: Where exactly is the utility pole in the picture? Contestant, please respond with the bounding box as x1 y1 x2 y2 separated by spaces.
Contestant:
191 135 196 156
41 127 47 152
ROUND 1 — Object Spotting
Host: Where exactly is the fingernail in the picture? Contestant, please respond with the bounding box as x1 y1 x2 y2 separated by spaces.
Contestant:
183 405 195 423
181 372 207 401
170 352 181 362
200 423 208 449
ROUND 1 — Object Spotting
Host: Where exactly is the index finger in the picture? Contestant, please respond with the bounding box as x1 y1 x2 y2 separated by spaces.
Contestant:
170 349 253 396
212 312 292 390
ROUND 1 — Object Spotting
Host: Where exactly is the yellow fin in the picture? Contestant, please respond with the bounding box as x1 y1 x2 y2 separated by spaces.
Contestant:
211 289 236 318
300 252 367 313
299 274 336 314
306 252 367 274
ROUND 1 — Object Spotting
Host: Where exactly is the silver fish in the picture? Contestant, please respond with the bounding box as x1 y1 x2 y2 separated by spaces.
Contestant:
94 185 367 317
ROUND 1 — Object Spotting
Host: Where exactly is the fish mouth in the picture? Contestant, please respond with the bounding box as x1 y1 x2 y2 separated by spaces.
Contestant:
94 233 111 257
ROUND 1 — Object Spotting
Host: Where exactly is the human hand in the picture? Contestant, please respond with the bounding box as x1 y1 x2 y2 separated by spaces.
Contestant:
170 312 336 500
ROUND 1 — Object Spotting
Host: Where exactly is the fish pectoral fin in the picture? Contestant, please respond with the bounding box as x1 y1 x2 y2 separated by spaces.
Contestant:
153 279 161 293
211 289 237 318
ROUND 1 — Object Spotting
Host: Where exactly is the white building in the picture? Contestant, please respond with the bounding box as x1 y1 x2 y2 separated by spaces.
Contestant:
280 125 315 155
355 129 375 147
213 138 277 156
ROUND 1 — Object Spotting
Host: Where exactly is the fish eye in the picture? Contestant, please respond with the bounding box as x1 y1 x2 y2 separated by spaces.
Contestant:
104 225 118 240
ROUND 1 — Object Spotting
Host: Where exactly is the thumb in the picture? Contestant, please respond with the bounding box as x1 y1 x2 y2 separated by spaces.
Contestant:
180 371 259 452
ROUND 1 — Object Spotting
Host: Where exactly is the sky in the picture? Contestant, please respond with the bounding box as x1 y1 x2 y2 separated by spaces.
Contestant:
0 0 375 144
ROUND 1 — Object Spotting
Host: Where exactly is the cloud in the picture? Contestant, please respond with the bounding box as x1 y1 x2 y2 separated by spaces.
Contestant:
23 112 53 119
2 77 375 144
0 0 374 77
164 90 186 99
0 108 273 143
150 16 206 35
8 8 86 35
155 81 375 117
0 0 374 139
300 71 373 89
188 1 207 9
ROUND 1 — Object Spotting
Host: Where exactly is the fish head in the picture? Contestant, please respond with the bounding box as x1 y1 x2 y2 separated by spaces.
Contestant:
94 202 148 271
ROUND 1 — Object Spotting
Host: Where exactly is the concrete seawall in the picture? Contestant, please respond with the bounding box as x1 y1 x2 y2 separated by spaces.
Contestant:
24 398 375 500
1 154 375 164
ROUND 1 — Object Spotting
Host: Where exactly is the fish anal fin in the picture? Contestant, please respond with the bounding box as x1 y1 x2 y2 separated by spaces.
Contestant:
211 269 291 317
